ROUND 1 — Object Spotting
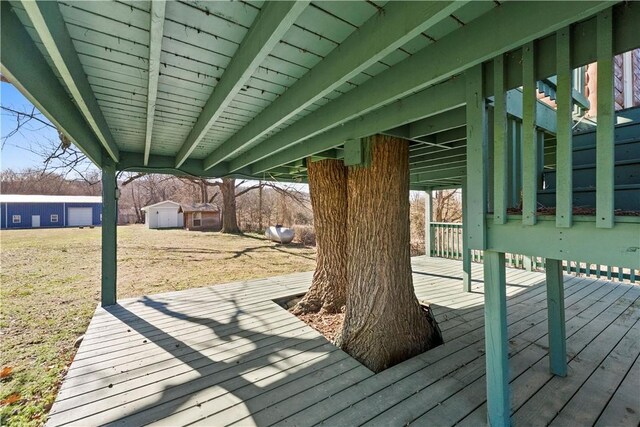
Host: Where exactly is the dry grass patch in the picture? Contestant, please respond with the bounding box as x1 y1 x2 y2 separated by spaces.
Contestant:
0 225 315 426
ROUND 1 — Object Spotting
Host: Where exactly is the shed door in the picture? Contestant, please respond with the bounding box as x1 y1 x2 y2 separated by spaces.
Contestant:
32 215 40 228
157 209 175 228
68 207 92 226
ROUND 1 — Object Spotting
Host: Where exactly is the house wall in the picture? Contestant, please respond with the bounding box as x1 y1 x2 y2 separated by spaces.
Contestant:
184 211 221 231
585 48 640 116
0 202 102 229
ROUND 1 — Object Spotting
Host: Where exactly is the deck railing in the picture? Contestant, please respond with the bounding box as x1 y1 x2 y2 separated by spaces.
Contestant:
430 222 637 283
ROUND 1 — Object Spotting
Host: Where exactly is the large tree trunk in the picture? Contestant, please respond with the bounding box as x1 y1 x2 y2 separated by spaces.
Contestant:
338 135 442 373
292 159 348 314
220 178 240 233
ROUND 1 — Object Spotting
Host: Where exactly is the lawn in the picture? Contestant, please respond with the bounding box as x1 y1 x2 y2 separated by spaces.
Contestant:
0 225 316 426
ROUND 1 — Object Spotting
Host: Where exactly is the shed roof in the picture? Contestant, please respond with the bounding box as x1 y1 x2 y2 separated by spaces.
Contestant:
140 200 181 210
0 194 102 204
178 203 219 213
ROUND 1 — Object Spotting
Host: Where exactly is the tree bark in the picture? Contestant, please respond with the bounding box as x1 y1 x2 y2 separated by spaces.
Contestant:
338 135 442 373
220 178 240 233
292 159 348 314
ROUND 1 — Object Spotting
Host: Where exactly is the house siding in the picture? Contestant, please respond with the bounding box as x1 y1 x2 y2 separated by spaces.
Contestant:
184 211 221 231
0 202 102 229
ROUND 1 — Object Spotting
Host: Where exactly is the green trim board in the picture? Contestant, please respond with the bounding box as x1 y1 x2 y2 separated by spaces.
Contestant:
117 152 238 178
20 0 120 162
203 1 469 170
486 216 640 269
175 1 309 167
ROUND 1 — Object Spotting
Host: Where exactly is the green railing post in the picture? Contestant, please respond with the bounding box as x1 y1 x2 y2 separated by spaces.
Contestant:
101 158 117 306
545 259 567 377
425 190 433 257
484 250 510 427
462 184 471 292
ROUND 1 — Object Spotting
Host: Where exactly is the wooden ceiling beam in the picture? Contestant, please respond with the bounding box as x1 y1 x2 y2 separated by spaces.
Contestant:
234 1 614 174
0 1 103 165
21 0 120 162
208 1 468 171
174 1 309 168
143 1 166 166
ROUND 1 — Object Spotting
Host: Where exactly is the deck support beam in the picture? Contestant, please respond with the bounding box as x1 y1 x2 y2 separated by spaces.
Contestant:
177 1 309 167
545 258 567 377
0 1 103 165
483 250 510 427
21 0 119 162
425 190 434 257
143 0 166 166
101 158 118 307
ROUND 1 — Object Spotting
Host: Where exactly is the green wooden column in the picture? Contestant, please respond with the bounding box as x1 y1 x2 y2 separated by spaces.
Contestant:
462 184 471 292
545 258 567 376
425 189 434 257
484 250 510 427
102 158 118 306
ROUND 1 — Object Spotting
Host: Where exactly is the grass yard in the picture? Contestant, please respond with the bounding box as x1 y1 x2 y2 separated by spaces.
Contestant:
0 225 316 426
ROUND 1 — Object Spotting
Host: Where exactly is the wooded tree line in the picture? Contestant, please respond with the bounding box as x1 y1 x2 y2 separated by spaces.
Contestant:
1 169 313 233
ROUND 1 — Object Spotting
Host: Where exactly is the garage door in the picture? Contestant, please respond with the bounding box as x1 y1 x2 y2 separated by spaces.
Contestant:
68 207 93 226
157 209 177 228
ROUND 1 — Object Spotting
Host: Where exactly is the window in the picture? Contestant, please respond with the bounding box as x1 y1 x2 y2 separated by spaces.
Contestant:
51 214 59 223
193 212 202 227
12 215 21 223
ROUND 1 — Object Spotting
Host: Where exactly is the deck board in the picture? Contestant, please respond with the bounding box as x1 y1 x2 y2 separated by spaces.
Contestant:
46 257 640 427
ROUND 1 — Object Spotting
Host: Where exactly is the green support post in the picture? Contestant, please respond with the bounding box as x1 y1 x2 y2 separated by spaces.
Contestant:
102 158 117 306
493 55 508 225
545 258 567 376
555 27 573 228
425 189 434 257
465 64 488 251
523 255 534 271
462 184 471 292
522 42 537 226
596 9 615 229
484 250 510 427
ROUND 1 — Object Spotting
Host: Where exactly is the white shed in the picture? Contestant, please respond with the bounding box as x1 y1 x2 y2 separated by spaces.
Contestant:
141 200 183 229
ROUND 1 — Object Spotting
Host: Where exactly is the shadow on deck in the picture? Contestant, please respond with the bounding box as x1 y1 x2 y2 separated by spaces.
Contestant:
47 257 639 426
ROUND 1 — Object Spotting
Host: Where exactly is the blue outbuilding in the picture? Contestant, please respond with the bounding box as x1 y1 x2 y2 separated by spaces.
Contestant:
0 195 102 229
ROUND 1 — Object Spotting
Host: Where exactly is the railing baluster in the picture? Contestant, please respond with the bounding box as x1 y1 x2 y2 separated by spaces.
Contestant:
555 27 573 228
494 54 508 225
522 41 538 226
596 10 615 229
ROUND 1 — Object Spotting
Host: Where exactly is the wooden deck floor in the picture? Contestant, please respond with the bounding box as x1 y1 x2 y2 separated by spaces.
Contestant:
47 257 640 426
